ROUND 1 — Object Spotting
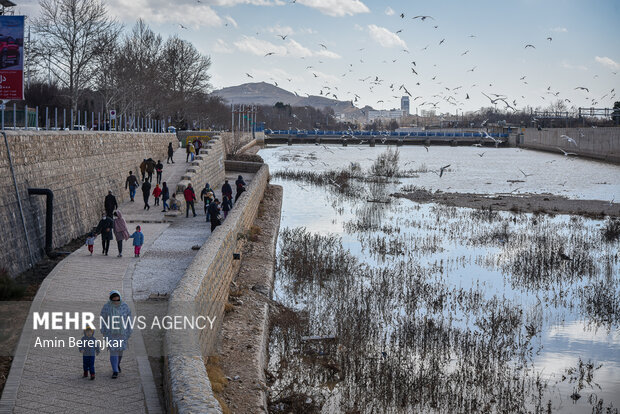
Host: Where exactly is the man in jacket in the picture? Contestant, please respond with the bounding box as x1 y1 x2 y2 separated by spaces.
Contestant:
125 171 139 202
104 191 118 217
184 184 197 217
95 213 114 255
142 180 151 210
155 160 164 184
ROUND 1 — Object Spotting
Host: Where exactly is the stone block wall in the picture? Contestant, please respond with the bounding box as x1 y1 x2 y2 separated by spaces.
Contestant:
521 127 620 163
176 136 226 198
0 131 173 276
164 163 270 413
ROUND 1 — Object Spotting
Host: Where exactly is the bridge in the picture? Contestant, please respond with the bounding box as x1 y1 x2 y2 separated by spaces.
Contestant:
264 129 510 147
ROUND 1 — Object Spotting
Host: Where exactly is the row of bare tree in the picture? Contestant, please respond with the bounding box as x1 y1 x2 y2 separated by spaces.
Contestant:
29 0 230 129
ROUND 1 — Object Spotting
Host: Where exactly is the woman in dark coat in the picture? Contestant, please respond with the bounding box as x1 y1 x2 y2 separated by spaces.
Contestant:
167 142 174 164
95 213 114 256
234 175 246 202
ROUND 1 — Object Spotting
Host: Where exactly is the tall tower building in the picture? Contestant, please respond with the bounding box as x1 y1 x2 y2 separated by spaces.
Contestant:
401 96 410 115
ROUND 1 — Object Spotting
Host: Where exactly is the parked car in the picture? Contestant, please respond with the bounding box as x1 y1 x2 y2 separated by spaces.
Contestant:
72 125 87 131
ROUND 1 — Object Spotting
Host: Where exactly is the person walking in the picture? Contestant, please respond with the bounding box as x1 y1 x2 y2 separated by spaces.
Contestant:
78 326 100 380
222 195 232 219
142 179 151 210
208 198 221 232
95 213 114 256
129 226 144 257
188 142 196 162
112 211 130 257
235 175 246 202
185 138 191 162
153 184 162 206
167 142 174 164
200 183 214 221
139 159 147 181
161 182 170 212
125 171 139 202
100 290 133 379
104 191 118 218
221 180 233 203
145 158 156 182
155 160 163 184
183 184 197 217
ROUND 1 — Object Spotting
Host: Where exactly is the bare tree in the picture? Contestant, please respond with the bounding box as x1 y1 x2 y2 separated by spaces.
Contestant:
160 36 212 116
32 0 121 112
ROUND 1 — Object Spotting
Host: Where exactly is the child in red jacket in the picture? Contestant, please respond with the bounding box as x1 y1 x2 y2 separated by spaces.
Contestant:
152 184 162 206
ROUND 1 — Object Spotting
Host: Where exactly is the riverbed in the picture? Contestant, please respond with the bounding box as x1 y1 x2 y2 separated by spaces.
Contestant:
261 145 620 414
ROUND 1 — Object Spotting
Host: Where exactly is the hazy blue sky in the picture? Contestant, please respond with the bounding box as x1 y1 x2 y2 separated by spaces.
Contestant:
19 0 620 114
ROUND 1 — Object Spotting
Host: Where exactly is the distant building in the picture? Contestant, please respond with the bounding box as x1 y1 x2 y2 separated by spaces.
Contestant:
401 96 410 115
367 109 405 122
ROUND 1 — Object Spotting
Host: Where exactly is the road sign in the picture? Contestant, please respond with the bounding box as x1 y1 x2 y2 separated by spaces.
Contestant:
110 110 116 119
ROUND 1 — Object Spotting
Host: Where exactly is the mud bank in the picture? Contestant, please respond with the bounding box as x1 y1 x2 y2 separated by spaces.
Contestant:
393 189 620 218
217 185 283 413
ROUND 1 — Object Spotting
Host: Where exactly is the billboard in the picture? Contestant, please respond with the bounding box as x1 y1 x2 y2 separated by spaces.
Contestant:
0 15 24 100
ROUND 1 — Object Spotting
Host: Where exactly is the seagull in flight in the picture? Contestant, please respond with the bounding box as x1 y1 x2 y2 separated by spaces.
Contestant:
277 34 288 40
546 37 552 41
519 168 533 178
436 165 450 177
178 24 188 29
574 86 589 92
556 147 577 156
560 135 578 146
412 15 434 21
319 43 327 49
245 73 253 78
524 44 536 49
264 52 275 56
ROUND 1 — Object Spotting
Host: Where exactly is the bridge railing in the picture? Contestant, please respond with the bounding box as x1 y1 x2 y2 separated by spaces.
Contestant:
264 129 509 138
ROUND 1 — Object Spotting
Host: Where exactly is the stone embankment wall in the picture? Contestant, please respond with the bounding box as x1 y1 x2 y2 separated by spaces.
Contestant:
0 131 172 276
175 136 226 196
520 127 620 163
164 161 268 414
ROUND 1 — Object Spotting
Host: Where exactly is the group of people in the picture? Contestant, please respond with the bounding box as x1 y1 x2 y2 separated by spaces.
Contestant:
79 290 133 380
89 210 144 258
185 138 205 162
182 175 246 231
125 170 176 212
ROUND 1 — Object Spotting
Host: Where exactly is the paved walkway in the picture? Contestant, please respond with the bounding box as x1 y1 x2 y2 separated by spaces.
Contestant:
0 150 188 414
0 149 258 414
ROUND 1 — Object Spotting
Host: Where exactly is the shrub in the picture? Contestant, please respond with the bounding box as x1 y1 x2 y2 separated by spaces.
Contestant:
370 147 400 177
602 218 620 242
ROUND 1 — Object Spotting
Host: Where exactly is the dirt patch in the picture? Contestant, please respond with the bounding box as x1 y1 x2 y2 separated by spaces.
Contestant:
217 185 283 413
0 234 88 394
393 189 620 218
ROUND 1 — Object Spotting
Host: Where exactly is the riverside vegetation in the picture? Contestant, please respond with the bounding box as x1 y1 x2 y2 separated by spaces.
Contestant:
266 147 619 413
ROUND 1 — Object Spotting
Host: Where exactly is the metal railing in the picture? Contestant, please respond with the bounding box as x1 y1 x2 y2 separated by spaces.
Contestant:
0 104 169 133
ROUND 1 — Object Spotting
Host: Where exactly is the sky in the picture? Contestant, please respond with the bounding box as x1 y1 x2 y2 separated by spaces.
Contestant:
16 0 620 115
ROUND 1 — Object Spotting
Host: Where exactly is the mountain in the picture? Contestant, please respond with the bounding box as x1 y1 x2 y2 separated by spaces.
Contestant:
212 82 366 118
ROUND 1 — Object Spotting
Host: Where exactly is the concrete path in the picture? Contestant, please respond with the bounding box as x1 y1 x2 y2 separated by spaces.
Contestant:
0 148 258 414
0 150 188 414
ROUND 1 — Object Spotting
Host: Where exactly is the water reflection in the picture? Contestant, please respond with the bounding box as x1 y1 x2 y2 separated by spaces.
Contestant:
263 146 620 413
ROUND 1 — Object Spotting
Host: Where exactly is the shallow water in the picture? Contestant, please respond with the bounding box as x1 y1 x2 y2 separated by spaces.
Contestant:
261 145 620 413
265 144 619 201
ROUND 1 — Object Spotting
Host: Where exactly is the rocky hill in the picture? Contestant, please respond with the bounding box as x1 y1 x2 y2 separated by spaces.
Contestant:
212 82 365 118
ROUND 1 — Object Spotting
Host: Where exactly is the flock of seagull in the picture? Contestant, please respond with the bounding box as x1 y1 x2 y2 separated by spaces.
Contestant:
185 7 620 115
